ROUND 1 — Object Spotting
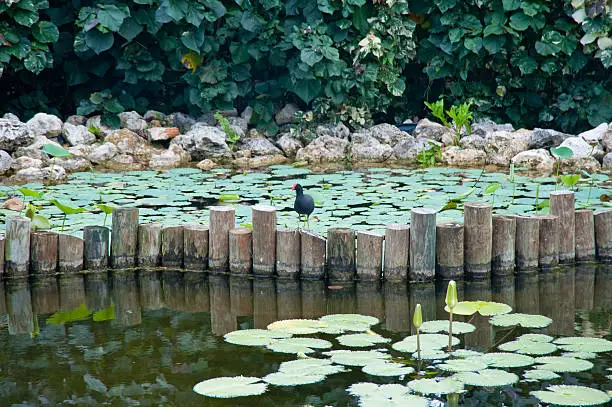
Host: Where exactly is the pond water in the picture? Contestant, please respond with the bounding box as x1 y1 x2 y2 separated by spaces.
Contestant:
0 265 610 405
1 166 610 236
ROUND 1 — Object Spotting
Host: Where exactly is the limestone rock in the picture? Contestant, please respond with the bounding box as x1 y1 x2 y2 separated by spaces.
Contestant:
511 149 555 173
296 136 349 163
561 157 601 173
12 135 61 161
227 116 249 134
237 137 282 156
471 119 514 137
353 124 409 147
2 113 20 122
0 149 13 174
485 130 531 165
171 124 232 161
144 110 166 122
316 123 350 139
234 154 288 168
392 137 441 163
147 127 179 142
62 123 96 146
85 116 113 138
442 146 486 167
105 129 158 163
167 112 196 133
602 152 612 169
88 142 118 164
11 156 44 171
197 159 216 170
559 136 604 160
529 128 573 149
241 106 253 124
149 144 190 169
68 144 94 158
49 157 92 172
43 165 67 181
601 124 612 152
413 118 455 142
459 135 486 150
14 167 44 181
0 118 35 151
26 113 62 138
350 134 393 162
578 123 608 143
119 111 147 136
65 115 87 126
275 103 299 125
276 134 303 157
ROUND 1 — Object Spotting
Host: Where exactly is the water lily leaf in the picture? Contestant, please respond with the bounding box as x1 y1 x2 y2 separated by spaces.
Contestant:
278 358 346 376
550 146 574 159
453 369 519 387
267 319 328 335
419 320 476 334
49 199 88 215
362 361 415 377
516 333 554 342
523 369 560 381
407 377 464 395
411 349 449 360
219 193 240 202
319 314 379 333
473 352 535 368
324 350 390 366
42 143 72 158
534 356 594 373
193 376 267 398
553 337 612 353
445 301 512 316
266 337 332 354
489 313 553 328
498 338 557 355
437 358 488 372
561 351 597 360
47 302 92 325
224 329 292 346
18 187 43 198
452 349 483 358
31 214 51 230
337 333 391 348
95 203 115 215
347 383 430 407
263 372 326 386
531 385 611 406
392 334 460 353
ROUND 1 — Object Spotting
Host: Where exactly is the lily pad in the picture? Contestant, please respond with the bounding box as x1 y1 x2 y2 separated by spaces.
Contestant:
407 377 464 395
337 333 391 348
523 369 560 381
561 351 598 360
534 356 594 373
224 329 292 346
498 339 558 355
319 314 379 333
324 350 390 366
392 334 460 353
263 372 326 386
473 352 535 368
266 338 332 354
445 301 512 316
412 349 449 360
362 361 415 377
193 376 267 398
278 358 346 376
347 383 430 407
553 337 612 353
453 369 519 387
531 385 611 406
267 319 329 335
452 349 484 358
419 320 476 334
489 313 553 328
437 358 488 372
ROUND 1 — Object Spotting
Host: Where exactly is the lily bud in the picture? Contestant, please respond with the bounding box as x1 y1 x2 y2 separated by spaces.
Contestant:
413 304 422 329
446 280 457 310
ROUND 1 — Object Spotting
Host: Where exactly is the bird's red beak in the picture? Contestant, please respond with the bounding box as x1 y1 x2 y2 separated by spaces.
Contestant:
291 184 297 190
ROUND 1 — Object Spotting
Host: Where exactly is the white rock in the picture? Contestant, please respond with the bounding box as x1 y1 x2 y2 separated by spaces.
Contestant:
392 137 441 163
14 167 44 180
485 130 531 165
442 146 486 167
601 124 612 152
577 123 608 143
0 118 35 151
43 165 67 181
196 159 216 170
26 113 62 138
511 149 555 173
88 142 118 163
11 156 44 170
119 111 147 135
62 123 96 146
147 127 179 141
559 136 604 160
602 152 612 169
49 157 92 172
296 136 349 163
0 150 13 174
149 145 190 169
276 134 303 157
353 124 409 146
85 116 114 138
350 135 393 162
413 118 455 142
237 137 282 156
316 123 350 139
459 135 486 150
171 124 231 161
105 129 158 163
275 103 300 125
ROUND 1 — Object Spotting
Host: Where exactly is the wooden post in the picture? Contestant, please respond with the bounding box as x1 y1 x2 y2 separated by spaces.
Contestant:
30 231 58 275
5 216 31 277
594 209 612 261
383 224 409 282
464 202 492 277
435 222 463 279
356 231 383 281
410 208 436 282
327 227 356 281
0 235 4 276
300 230 326 279
276 228 300 278
110 207 138 268
252 205 276 276
229 227 252 275
549 190 575 263
537 215 559 269
209 206 235 272
137 223 162 267
83 226 109 270
58 234 84 273
492 215 516 275
183 224 209 270
575 209 595 263
161 225 184 268
515 216 539 272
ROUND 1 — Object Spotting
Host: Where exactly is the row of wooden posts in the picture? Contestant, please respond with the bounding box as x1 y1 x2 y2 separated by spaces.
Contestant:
0 190 610 281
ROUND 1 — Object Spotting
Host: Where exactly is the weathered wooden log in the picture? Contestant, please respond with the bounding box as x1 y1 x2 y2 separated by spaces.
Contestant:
5 216 31 277
137 223 162 267
549 190 575 263
327 227 356 281
410 208 436 282
356 231 383 281
0 235 5 276
6 279 34 335
110 207 139 268
183 224 209 270
492 215 516 275
229 227 252 275
537 215 559 269
83 226 109 270
594 209 612 261
300 230 326 279
252 205 276 276
464 202 492 277
515 215 539 272
58 234 84 273
30 231 58 275
161 225 184 268
575 209 595 262
276 228 300 278
383 224 409 282
435 222 463 279
209 206 235 272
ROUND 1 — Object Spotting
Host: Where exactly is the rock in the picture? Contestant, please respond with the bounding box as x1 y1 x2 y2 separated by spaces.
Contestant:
196 159 216 170
14 167 44 181
350 134 393 162
227 117 249 134
68 144 94 158
471 118 514 137
316 123 350 139
529 128 573 149
144 110 166 122
578 123 608 143
62 123 96 146
88 142 118 164
234 155 288 168
459 135 486 150
559 136 604 160
149 144 190 169
49 157 92 172
1 197 25 211
118 111 147 136
485 130 531 166
147 127 180 142
105 129 158 163
172 124 232 161
11 156 44 171
561 157 601 173
2 113 20 122
442 146 486 167
441 133 455 147
511 149 555 173
241 106 253 124
601 124 612 152
0 118 35 151
0 150 13 174
234 149 251 159
392 137 441 163
353 124 409 146
296 136 349 163
12 135 60 161
602 153 612 169
167 112 196 133
85 116 113 138
102 154 143 171
26 113 62 138
237 137 282 156
275 103 300 125
276 134 303 157
413 118 455 142
66 115 87 126
43 165 67 181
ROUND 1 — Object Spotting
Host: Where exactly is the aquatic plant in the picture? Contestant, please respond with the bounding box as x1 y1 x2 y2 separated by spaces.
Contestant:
531 385 611 406
445 280 458 351
413 303 422 367
214 112 240 151
193 376 267 398
550 146 574 190
425 99 473 146
48 199 88 232
95 203 115 227
42 144 72 186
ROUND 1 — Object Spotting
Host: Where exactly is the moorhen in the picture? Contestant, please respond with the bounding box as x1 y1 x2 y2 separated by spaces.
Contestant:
291 183 315 230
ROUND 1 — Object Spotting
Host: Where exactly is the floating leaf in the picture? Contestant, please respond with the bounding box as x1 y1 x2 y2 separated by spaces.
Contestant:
445 301 512 316
419 320 476 334
411 349 449 360
452 349 483 358
362 361 414 377
437 358 488 372
263 372 326 386
553 337 612 353
516 333 554 342
337 333 391 348
392 334 460 353
324 350 390 366
453 369 519 387
193 376 267 398
523 369 560 381
407 377 464 395
498 339 557 355
47 302 92 325
266 337 332 354
219 193 240 202
278 358 346 376
489 313 553 328
561 352 597 360
319 314 379 333
224 329 292 346
347 383 430 407
534 356 594 373
95 203 115 215
267 319 328 335
531 385 611 406
49 199 88 215
18 187 43 198
473 352 535 368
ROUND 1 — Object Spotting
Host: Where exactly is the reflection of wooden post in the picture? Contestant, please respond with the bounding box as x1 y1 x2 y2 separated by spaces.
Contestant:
276 279 301 320
356 282 384 321
492 215 515 275
138 270 163 310
515 216 539 272
110 207 139 268
301 280 326 318
5 216 31 277
464 202 492 277
58 234 84 273
327 282 356 315
384 224 409 282
409 283 436 334
252 205 276 276
515 273 539 313
492 275 515 310
6 279 34 335
84 273 109 311
111 272 142 327
537 215 559 269
575 209 595 262
384 281 409 333
549 191 575 263
436 222 463 279
253 278 277 329
31 276 60 315
84 226 109 270
574 265 595 310
594 209 611 261
209 206 235 272
230 276 253 318
356 231 383 281
327 228 356 281
276 228 300 278
184 273 210 313
229 227 252 275
137 223 162 267
183 225 208 270
161 225 184 268
0 235 4 276
410 208 436 282
300 230 326 279
30 231 58 275
209 274 235 335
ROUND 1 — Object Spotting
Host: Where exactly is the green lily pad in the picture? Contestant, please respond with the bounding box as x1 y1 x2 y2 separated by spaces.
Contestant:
392 334 460 353
437 358 488 372
531 385 611 406
419 320 476 334
561 351 598 360
553 337 612 353
407 377 464 395
362 361 415 377
453 369 519 387
534 356 594 373
412 349 449 360
523 369 560 381
193 376 267 398
489 313 553 328
347 383 430 407
452 349 484 358
324 350 390 366
337 333 391 348
224 329 292 346
319 314 379 333
263 372 326 386
473 352 535 368
266 338 332 354
278 358 346 376
266 319 329 335
498 339 557 355
445 301 512 316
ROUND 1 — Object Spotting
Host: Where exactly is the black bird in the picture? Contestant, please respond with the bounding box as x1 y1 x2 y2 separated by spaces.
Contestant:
291 183 314 230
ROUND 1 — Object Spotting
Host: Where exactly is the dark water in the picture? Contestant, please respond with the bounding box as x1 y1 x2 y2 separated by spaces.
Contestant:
0 265 610 406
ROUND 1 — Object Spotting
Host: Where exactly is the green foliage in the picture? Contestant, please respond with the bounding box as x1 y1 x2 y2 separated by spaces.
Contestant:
417 142 442 172
425 99 472 145
214 112 240 151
